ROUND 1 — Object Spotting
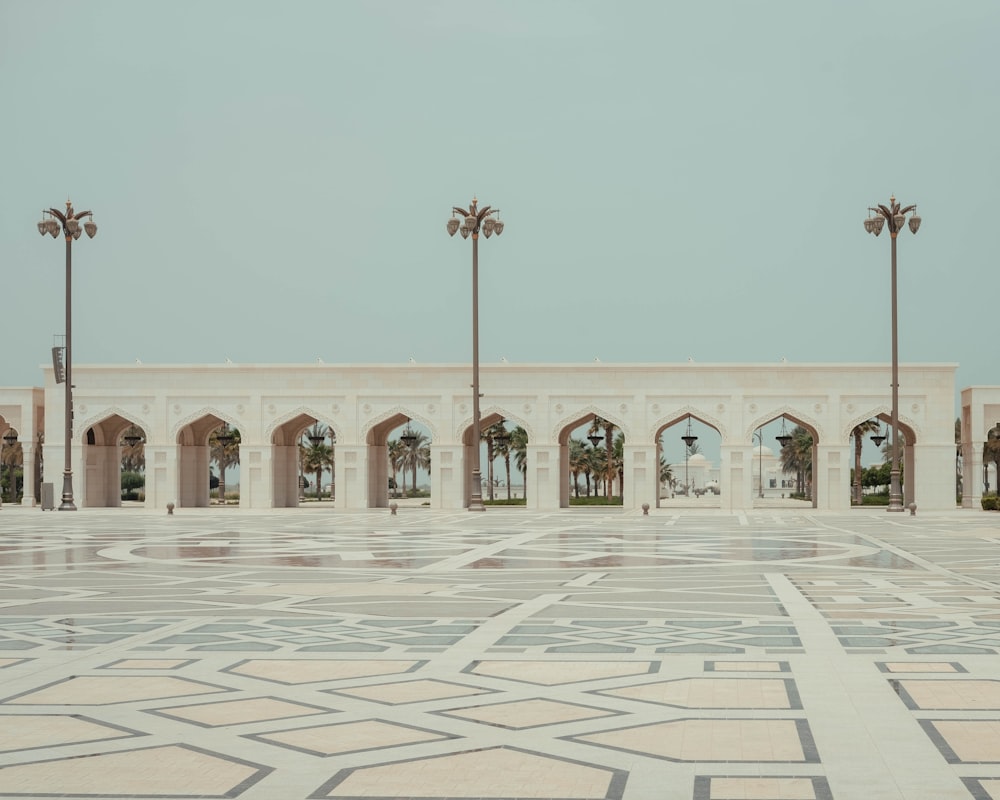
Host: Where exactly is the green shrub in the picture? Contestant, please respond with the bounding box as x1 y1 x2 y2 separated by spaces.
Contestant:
570 496 624 506
982 495 999 511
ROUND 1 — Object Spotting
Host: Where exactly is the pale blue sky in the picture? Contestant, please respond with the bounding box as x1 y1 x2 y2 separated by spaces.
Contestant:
2 0 996 413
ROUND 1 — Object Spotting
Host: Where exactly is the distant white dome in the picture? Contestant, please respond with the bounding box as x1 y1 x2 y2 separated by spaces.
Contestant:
754 445 775 458
688 453 709 464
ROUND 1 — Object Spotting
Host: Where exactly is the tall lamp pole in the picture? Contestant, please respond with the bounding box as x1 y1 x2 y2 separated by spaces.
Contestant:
864 196 920 512
753 430 764 498
37 202 97 511
447 198 505 512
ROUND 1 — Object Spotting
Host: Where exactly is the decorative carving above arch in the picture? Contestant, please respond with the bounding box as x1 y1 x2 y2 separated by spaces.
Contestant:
362 405 438 443
171 407 241 444
842 406 920 445
745 405 824 443
76 406 151 444
552 404 629 443
459 405 534 442
264 406 344 444
650 405 727 444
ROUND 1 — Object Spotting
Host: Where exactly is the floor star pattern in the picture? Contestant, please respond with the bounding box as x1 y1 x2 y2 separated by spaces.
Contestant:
0 506 998 799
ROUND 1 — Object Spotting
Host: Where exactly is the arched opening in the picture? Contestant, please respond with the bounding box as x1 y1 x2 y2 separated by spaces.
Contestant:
81 414 148 508
850 412 918 507
751 416 807 509
367 413 433 508
557 413 625 508
270 413 336 508
763 415 820 509
1 422 21 506
176 413 240 508
984 423 1000 498
655 415 722 508
480 413 527 505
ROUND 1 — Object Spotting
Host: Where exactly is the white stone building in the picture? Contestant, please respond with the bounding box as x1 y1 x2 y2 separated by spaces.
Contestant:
0 360 970 512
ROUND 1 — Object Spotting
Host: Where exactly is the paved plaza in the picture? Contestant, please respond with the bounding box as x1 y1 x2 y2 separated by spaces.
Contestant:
0 506 998 799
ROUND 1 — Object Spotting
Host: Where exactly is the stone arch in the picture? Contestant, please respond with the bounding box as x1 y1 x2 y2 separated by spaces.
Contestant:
265 406 344 446
364 406 436 508
77 406 151 445
744 407 823 508
265 407 341 508
553 404 629 444
843 407 921 507
173 408 243 508
650 405 728 443
172 407 242 446
653 407 725 508
746 406 823 443
459 405 534 443
554 406 629 508
842 407 919 445
463 406 533 506
77 408 151 509
362 406 438 446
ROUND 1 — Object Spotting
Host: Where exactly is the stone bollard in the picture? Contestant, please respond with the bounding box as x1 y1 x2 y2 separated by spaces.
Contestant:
166 502 175 515
389 502 397 516
641 503 649 515
908 502 917 516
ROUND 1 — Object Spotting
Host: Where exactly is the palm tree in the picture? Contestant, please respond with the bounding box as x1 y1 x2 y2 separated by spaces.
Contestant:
510 426 528 497
588 417 616 499
209 425 241 503
1 439 22 503
955 417 962 500
779 425 813 498
851 420 881 505
482 422 507 501
568 438 587 498
614 432 625 496
387 439 405 497
119 425 146 473
401 430 431 496
659 456 673 495
985 425 1000 495
301 424 333 499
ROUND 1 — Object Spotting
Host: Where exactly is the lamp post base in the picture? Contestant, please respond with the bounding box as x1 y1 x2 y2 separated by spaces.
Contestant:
887 470 904 512
469 469 486 511
58 472 77 511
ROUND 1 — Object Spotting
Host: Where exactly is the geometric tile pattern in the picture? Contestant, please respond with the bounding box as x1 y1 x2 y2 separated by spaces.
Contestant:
692 775 834 799
0 715 140 753
570 718 819 762
0 743 272 797
595 677 801 709
920 720 1000 763
311 746 628 799
891 679 1000 710
2 507 1000 799
436 697 622 729
246 718 456 756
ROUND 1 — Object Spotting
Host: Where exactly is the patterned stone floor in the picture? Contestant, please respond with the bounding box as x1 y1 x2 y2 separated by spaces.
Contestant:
0 506 998 799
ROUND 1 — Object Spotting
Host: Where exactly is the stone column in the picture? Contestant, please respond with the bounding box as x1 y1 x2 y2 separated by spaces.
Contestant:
622 443 658 510
814 444 851 511
527 444 560 509
720 445 752 512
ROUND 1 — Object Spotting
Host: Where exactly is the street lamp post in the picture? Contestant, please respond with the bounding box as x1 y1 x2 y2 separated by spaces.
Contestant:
447 198 505 512
37 202 97 511
864 196 921 512
753 430 764 498
681 417 698 496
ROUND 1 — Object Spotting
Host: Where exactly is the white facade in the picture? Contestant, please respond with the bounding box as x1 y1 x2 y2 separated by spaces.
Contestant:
18 360 963 512
960 386 1000 508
